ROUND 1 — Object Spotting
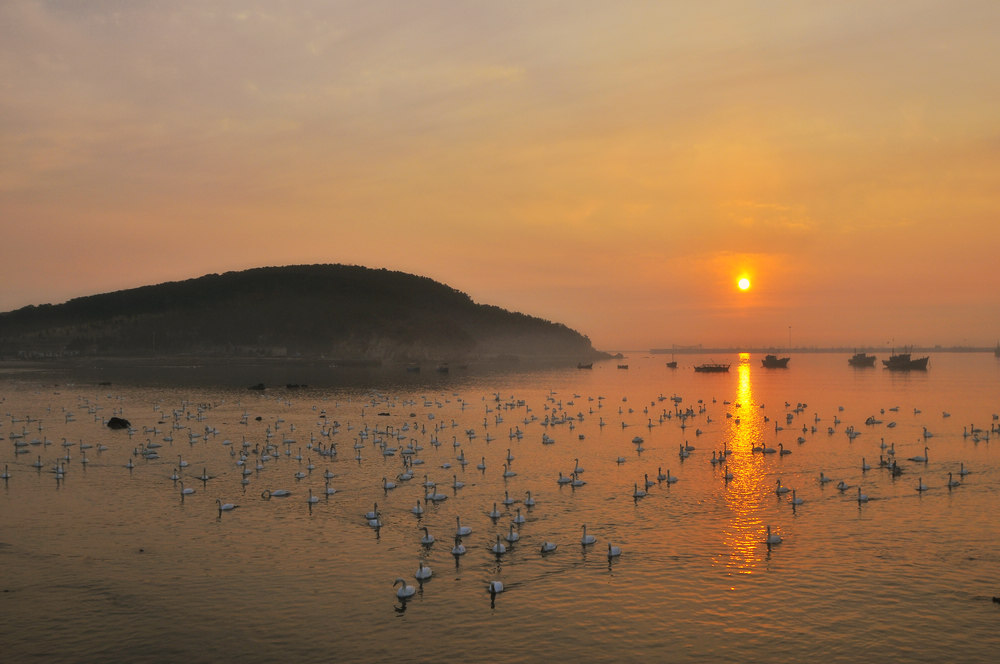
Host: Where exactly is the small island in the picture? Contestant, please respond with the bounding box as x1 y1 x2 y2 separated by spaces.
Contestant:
0 264 606 366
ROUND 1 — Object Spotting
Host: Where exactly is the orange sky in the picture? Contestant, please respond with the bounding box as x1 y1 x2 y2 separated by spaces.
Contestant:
2 1 999 350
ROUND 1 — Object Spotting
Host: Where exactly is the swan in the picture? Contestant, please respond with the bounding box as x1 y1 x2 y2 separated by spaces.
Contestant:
491 535 507 554
452 475 464 489
488 580 504 594
394 577 416 599
324 479 337 495
488 502 502 519
502 490 516 505
364 503 379 520
524 491 536 506
663 469 678 484
633 483 647 499
455 516 472 537
573 458 584 474
775 479 790 495
581 525 596 545
382 477 396 491
723 465 733 481
861 457 871 471
512 508 525 524
540 541 558 553
857 487 869 503
451 536 466 556
836 480 850 491
367 511 382 528
916 477 928 492
262 489 291 499
307 489 319 504
765 525 782 545
557 472 572 484
477 456 486 470
216 499 237 511
958 463 971 476
908 447 929 463
177 455 188 468
502 464 516 478
412 500 424 515
505 525 520 543
0 465 9 479
779 443 791 455
608 543 622 558
179 482 195 496
790 490 804 505
947 472 960 488
414 560 433 580
644 473 656 488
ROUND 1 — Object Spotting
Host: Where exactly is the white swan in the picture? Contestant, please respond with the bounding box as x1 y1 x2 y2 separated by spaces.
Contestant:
262 489 291 499
524 491 536 506
216 499 237 511
633 482 646 499
540 541 558 553
488 502 502 519
775 479 790 495
857 487 869 503
491 535 507 554
608 543 622 558
512 508 525 524
394 577 416 598
502 490 516 505
412 500 424 515
947 472 961 488
455 516 472 537
451 536 466 556
790 490 804 505
581 525 596 545
502 464 516 478
488 580 504 594
916 477 928 492
307 489 319 504
414 561 433 580
382 477 396 491
420 527 435 545
557 472 572 484
908 446 928 463
505 525 520 543
364 503 379 520
0 464 9 479
765 525 782 545
179 482 195 496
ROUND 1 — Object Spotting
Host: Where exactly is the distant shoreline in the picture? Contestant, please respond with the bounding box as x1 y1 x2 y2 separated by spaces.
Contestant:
644 346 997 355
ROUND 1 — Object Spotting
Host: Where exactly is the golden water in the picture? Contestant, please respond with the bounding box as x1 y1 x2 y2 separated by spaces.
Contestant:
1 353 998 662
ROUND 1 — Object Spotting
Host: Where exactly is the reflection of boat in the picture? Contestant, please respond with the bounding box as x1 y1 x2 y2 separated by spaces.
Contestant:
848 352 876 367
577 362 593 369
882 352 929 370
761 354 790 368
694 363 730 373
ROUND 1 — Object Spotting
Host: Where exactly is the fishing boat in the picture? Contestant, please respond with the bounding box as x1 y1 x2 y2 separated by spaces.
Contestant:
665 360 678 369
694 363 730 373
848 352 876 367
761 354 790 368
882 352 929 371
577 362 593 369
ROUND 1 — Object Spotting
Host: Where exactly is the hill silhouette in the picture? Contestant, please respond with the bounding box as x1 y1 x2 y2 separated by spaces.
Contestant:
0 264 603 363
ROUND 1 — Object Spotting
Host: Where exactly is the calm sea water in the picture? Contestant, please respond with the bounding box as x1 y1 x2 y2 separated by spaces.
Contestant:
2 353 999 663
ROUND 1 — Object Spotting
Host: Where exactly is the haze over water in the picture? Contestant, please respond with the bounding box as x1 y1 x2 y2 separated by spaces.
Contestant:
2 352 998 662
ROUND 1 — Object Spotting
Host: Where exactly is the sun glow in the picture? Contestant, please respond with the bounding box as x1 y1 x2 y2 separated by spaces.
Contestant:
738 277 751 291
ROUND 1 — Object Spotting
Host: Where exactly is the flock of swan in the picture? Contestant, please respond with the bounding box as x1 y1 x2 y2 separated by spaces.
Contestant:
1 370 997 608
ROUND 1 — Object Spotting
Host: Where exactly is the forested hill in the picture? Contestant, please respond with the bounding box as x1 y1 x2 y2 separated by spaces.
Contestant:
0 264 603 362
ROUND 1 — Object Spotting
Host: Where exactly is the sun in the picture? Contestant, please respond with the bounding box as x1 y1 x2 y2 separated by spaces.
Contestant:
738 277 751 291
